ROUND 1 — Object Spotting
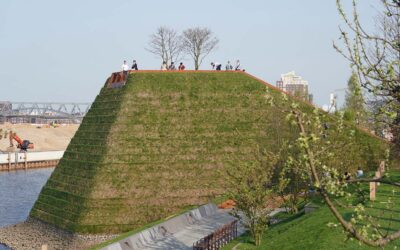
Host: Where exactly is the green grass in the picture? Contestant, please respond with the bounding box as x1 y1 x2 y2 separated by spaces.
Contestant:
29 72 390 234
223 171 400 250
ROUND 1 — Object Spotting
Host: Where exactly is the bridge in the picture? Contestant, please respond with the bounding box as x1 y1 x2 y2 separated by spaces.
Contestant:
0 101 91 124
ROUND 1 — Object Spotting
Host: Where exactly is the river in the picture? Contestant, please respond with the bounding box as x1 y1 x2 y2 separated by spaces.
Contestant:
0 168 54 250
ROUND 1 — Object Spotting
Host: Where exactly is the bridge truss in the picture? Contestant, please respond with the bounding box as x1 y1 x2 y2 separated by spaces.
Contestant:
0 102 92 124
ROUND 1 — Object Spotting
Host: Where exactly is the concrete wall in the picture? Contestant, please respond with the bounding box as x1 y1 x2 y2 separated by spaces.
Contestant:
101 204 220 250
0 151 64 170
0 151 64 164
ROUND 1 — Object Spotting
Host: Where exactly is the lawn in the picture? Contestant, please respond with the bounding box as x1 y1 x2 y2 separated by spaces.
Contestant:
223 171 400 249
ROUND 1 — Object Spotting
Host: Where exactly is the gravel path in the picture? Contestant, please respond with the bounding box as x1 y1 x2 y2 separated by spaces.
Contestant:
0 218 115 250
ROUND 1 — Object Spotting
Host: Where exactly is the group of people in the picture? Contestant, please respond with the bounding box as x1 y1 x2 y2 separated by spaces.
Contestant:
160 61 186 70
121 59 242 72
211 60 241 71
121 60 138 72
343 167 364 181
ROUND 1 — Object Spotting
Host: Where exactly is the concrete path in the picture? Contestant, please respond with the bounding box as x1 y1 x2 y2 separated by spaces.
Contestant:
102 204 244 250
139 211 241 250
102 204 285 250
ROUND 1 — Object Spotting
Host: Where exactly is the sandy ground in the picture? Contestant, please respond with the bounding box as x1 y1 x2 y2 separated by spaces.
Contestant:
0 123 79 152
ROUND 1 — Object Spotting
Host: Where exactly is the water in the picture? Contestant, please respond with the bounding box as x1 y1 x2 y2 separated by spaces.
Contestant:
0 168 54 249
0 168 54 228
0 244 9 250
0 168 54 227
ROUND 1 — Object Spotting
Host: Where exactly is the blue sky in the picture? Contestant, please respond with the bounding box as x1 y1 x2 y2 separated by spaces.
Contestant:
0 0 378 106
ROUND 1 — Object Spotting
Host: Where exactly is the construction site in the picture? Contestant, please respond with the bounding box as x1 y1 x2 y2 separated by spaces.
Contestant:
0 99 89 165
0 104 81 170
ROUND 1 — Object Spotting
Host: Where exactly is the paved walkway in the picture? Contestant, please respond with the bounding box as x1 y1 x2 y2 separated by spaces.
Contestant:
102 204 244 250
103 204 284 250
139 211 242 250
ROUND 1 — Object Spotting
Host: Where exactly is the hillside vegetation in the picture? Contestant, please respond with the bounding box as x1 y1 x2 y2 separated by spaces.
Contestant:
30 72 389 234
223 171 400 250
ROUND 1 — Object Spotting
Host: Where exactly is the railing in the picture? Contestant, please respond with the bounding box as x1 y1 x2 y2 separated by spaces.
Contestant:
193 220 238 250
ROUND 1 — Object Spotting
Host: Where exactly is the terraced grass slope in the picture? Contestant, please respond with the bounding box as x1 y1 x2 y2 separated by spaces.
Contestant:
30 71 389 234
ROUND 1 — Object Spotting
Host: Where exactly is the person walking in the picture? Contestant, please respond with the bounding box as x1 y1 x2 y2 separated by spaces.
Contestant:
168 62 176 70
178 62 185 70
131 60 138 70
161 61 167 70
225 61 233 70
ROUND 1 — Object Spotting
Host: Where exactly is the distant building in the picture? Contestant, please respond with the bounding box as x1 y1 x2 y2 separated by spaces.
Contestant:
308 93 314 103
321 94 337 113
276 71 311 102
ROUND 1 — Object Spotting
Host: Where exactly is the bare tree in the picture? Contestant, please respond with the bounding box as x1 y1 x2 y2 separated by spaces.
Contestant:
181 27 219 70
146 26 183 66
334 0 400 149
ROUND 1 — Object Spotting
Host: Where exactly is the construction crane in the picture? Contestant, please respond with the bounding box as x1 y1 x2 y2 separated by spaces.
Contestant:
9 131 34 152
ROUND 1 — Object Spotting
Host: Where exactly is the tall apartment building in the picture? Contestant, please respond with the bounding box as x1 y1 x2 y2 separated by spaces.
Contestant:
276 71 311 102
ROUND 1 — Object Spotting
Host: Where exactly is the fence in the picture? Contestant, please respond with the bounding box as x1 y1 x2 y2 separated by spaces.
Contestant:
193 220 238 250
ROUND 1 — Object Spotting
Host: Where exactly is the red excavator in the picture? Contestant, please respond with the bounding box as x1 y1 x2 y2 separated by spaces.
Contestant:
9 131 34 151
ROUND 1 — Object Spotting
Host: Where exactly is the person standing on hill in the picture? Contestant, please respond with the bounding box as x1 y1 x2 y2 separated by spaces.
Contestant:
131 60 138 70
226 61 233 70
235 60 241 71
121 60 129 78
211 62 221 70
161 61 167 70
178 62 185 70
121 60 129 72
215 62 222 71
168 62 176 70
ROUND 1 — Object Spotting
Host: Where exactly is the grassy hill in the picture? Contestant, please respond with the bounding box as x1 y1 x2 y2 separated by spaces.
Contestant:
223 171 400 250
30 71 389 234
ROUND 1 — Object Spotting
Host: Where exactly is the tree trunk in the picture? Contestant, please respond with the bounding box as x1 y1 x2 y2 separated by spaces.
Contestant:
392 108 400 150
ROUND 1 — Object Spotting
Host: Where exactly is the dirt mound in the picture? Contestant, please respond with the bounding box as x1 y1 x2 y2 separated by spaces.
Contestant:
0 123 79 152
